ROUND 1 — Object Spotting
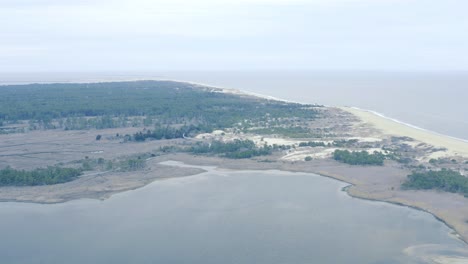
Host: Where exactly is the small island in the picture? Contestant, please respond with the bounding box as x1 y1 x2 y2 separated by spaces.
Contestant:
0 80 467 243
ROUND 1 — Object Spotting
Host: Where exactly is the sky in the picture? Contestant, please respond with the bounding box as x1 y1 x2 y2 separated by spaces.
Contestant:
1 0 468 72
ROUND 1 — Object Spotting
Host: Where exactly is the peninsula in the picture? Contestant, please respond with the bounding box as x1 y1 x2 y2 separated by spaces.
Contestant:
0 80 467 244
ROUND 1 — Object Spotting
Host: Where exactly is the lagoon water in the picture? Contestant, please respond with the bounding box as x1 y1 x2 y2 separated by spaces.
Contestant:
0 167 467 264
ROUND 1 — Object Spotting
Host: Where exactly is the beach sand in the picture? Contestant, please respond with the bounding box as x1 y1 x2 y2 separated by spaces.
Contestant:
341 107 468 158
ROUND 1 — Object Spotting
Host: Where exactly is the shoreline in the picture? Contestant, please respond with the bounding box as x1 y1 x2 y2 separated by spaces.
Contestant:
305 172 468 246
349 190 468 245
341 106 468 158
304 170 468 246
155 159 468 246
348 106 468 144
173 157 468 246
3 157 465 246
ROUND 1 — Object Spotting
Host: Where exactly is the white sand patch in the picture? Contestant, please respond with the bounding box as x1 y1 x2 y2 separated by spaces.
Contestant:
348 137 382 143
193 131 300 149
281 147 337 161
195 130 230 140
427 151 451 160
404 140 425 148
363 148 384 154
194 132 301 147
249 136 300 147
195 133 214 140
416 151 451 163
211 130 226 135
341 107 468 158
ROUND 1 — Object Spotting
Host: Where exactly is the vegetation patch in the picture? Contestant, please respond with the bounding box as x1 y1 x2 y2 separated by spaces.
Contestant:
332 139 359 147
132 125 210 141
0 166 82 186
190 139 273 159
402 169 468 197
80 156 147 172
0 81 321 132
333 150 386 166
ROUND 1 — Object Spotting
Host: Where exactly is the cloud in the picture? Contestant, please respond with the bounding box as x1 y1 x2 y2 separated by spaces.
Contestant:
0 45 46 58
0 0 281 39
0 0 467 71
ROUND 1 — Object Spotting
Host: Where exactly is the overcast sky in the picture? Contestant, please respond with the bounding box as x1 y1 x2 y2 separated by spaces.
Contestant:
1 0 467 72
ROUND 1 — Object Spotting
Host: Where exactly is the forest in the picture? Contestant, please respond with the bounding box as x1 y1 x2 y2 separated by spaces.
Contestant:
190 139 273 159
0 166 82 186
299 141 327 147
0 81 321 132
402 169 468 197
132 125 210 141
333 149 386 166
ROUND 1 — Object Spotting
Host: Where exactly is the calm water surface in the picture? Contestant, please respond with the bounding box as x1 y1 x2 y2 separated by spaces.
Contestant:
0 166 466 264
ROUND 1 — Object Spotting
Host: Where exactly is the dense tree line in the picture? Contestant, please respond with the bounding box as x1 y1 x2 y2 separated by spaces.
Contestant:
0 81 321 131
299 141 326 147
402 169 468 197
0 166 82 186
133 125 211 141
190 139 272 159
333 150 385 166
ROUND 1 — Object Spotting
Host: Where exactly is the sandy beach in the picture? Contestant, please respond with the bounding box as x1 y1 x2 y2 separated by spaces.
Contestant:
342 107 468 159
